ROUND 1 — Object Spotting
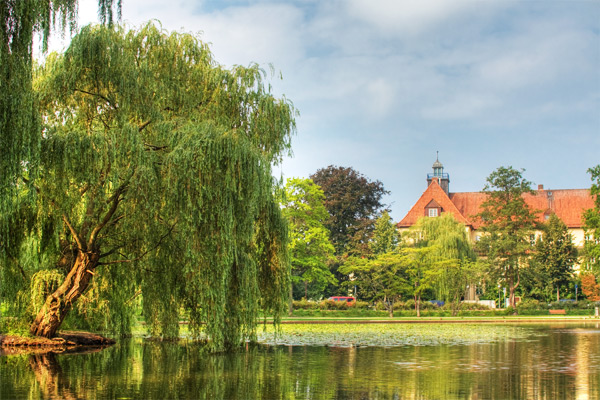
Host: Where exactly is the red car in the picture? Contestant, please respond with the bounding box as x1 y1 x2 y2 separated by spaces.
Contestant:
328 296 356 304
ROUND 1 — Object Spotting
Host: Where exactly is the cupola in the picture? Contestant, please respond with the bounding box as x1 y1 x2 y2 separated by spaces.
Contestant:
427 152 450 194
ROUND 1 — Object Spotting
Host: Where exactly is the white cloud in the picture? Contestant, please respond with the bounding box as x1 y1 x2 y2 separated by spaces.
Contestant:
344 0 500 36
187 3 305 68
35 0 600 220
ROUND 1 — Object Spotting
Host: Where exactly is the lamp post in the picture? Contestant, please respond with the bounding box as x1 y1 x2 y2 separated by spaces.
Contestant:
498 284 501 309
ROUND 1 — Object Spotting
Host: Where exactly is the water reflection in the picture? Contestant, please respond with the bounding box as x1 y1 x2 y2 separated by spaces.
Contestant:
0 323 598 399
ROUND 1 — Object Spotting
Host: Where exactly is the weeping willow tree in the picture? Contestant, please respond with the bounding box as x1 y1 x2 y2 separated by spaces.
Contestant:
1 23 295 351
410 214 477 314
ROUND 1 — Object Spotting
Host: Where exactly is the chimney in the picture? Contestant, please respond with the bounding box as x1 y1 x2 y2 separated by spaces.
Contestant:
538 184 544 191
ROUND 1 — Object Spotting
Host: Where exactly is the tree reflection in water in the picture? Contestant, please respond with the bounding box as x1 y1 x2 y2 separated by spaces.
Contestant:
29 352 74 400
0 323 598 399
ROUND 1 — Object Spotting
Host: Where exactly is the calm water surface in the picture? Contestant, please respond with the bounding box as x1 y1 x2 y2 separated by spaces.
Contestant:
1 322 599 399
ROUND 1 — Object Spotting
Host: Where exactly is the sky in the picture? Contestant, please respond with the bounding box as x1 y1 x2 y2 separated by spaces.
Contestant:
46 0 600 220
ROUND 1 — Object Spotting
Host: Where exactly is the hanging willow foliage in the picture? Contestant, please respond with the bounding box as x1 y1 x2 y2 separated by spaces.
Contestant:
0 0 119 233
1 22 296 351
411 214 477 304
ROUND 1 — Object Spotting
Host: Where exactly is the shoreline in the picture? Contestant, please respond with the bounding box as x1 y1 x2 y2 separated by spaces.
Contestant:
0 331 115 354
278 316 600 324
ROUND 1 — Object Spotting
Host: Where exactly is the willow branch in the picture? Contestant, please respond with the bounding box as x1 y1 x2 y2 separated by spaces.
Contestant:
63 215 86 251
99 222 176 265
74 88 116 109
79 183 90 197
99 244 126 259
22 177 86 251
87 186 124 249
144 143 168 151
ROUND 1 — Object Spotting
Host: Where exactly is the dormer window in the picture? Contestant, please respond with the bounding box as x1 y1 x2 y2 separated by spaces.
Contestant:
425 199 441 218
424 200 444 217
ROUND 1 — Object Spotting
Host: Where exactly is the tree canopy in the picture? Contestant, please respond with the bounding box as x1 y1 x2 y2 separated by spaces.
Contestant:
410 213 477 312
534 214 577 301
310 165 388 257
583 165 600 274
370 211 400 256
281 178 336 300
340 211 403 304
0 23 296 351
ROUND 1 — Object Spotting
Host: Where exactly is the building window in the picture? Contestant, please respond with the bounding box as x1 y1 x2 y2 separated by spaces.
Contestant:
529 234 536 246
428 208 438 217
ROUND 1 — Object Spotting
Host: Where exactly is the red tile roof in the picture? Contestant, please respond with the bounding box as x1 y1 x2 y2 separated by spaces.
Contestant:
398 185 594 229
398 180 470 227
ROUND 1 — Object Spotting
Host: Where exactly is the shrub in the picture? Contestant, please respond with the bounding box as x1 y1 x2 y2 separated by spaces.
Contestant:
392 301 404 310
404 300 415 310
504 306 516 315
354 301 369 310
459 302 492 311
516 299 546 314
318 299 350 310
292 299 317 310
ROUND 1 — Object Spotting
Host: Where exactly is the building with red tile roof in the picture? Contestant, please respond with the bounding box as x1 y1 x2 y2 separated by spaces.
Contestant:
398 158 595 247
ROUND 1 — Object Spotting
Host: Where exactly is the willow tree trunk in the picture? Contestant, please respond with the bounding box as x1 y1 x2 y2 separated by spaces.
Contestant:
30 251 100 338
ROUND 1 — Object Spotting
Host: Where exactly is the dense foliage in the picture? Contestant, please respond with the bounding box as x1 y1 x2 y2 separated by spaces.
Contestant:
281 178 336 302
411 214 477 314
310 165 388 257
534 214 578 301
0 0 119 214
583 165 600 273
0 23 296 350
476 166 538 308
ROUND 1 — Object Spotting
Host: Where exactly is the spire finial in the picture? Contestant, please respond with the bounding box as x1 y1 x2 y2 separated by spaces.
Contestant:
436 151 439 161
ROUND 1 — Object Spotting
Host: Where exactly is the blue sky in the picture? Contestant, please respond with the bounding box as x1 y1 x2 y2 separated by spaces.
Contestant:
52 0 600 220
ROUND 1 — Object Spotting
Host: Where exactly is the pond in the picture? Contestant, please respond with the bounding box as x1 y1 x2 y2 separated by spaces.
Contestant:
1 322 599 399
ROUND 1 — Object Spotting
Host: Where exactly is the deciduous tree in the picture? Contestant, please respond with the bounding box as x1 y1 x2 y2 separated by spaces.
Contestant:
581 273 600 301
340 251 410 317
370 211 400 256
411 214 477 314
535 214 578 301
340 212 401 303
475 166 539 309
281 178 336 303
583 165 600 274
0 23 296 351
310 166 388 257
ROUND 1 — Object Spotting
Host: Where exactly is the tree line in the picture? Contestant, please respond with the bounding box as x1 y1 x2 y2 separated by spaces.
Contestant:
283 166 600 315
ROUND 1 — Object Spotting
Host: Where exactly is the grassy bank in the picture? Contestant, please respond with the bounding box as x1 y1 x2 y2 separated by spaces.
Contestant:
286 309 598 318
